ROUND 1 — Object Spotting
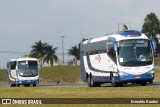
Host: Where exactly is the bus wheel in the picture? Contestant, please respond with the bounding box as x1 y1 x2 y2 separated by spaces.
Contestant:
33 84 36 87
118 83 123 87
25 84 30 87
16 84 20 87
111 76 118 87
141 82 147 86
10 84 16 87
87 74 96 87
149 80 153 84
95 83 101 87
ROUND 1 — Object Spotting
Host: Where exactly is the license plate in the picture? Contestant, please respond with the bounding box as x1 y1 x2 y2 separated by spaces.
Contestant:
27 80 31 82
135 76 141 78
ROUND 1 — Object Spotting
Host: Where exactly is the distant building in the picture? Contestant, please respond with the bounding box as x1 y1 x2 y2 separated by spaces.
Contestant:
38 55 60 67
157 34 160 44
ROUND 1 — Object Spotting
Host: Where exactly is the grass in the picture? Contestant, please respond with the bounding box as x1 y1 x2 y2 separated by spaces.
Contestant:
154 57 160 66
0 87 160 98
40 66 80 79
0 87 160 107
1 65 160 107
0 69 7 82
0 59 160 107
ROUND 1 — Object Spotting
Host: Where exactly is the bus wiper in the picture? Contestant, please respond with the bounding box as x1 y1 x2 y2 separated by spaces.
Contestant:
124 61 136 66
28 68 34 76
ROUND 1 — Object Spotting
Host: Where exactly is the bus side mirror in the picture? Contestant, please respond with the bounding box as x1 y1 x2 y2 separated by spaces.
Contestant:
38 64 42 71
151 39 156 51
16 65 19 71
114 42 118 52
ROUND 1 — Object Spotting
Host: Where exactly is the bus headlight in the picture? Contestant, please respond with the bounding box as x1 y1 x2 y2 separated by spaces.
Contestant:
148 70 154 74
119 71 128 76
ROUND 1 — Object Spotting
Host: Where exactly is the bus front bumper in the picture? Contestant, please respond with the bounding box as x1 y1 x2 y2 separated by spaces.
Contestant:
118 71 154 83
18 79 39 85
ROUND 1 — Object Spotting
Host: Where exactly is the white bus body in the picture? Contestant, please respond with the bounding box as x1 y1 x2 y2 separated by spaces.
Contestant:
7 58 40 87
80 30 156 87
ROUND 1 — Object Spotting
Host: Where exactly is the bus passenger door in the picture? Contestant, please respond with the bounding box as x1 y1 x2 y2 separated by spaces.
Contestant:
9 62 18 81
107 37 117 72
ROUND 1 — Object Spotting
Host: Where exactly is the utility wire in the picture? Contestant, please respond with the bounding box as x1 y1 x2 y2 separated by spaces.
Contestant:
0 50 68 55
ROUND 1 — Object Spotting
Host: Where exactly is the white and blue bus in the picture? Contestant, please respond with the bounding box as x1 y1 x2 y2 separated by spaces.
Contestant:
7 58 41 87
80 30 156 87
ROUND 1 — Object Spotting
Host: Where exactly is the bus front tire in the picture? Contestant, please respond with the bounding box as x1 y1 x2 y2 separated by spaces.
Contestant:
10 84 16 87
111 76 123 87
87 74 98 87
25 84 30 87
33 84 36 87
149 80 153 84
141 82 147 86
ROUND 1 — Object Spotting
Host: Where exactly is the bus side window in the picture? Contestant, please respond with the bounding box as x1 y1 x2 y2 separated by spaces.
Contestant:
7 62 11 70
107 38 117 63
11 61 16 70
81 51 84 55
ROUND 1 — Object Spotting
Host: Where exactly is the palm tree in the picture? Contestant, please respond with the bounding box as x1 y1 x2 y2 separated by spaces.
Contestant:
45 45 58 65
30 40 58 66
30 40 48 58
68 38 88 60
68 45 80 60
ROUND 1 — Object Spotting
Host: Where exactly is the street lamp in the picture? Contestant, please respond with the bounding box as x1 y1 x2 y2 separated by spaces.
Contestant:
60 36 65 65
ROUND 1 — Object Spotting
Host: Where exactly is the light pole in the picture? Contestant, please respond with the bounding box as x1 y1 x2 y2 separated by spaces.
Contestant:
60 36 65 65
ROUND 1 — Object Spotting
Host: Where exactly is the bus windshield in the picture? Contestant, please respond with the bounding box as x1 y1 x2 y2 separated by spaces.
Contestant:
118 39 153 66
18 61 38 77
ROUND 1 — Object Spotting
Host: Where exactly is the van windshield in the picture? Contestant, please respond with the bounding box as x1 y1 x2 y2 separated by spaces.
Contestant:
118 39 153 66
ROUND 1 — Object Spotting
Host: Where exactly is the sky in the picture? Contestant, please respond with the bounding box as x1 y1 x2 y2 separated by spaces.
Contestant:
0 0 160 68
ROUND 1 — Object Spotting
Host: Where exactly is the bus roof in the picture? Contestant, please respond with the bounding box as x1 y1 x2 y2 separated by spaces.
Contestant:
9 58 38 62
82 30 148 44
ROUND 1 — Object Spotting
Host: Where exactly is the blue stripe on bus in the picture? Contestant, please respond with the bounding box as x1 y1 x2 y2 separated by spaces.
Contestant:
18 79 39 85
117 30 142 37
119 70 154 82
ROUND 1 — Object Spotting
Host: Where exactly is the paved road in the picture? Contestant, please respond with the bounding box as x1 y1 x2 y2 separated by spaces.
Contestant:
1 82 160 88
37 82 160 88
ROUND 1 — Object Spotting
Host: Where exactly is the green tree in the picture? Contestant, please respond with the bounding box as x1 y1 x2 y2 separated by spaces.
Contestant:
141 12 160 38
30 40 58 65
45 44 58 63
30 40 48 58
68 38 88 60
68 45 80 60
